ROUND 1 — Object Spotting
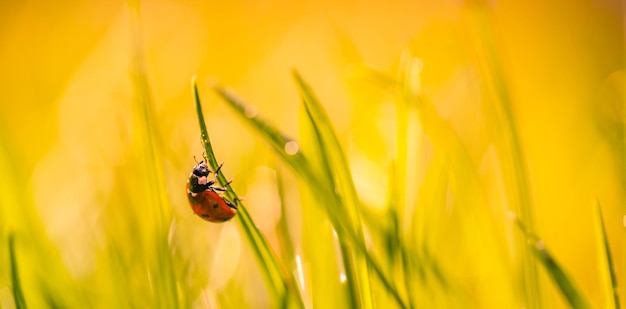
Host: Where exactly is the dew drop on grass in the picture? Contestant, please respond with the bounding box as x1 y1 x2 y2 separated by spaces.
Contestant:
284 141 299 155
535 240 545 251
244 105 258 118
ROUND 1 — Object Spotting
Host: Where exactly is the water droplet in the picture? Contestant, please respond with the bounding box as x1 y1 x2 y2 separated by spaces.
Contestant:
535 240 545 250
244 106 258 118
339 273 347 283
284 141 299 155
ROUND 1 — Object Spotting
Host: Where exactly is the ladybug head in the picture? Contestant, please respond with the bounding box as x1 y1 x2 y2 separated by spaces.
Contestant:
188 161 211 193
192 161 210 178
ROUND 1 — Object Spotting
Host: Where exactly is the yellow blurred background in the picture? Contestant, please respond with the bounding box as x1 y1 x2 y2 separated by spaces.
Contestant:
0 0 623 308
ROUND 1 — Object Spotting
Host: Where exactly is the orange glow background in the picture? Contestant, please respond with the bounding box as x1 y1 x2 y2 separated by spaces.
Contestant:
0 0 623 307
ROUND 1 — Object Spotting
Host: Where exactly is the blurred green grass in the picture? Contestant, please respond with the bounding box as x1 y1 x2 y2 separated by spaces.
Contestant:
0 1 623 308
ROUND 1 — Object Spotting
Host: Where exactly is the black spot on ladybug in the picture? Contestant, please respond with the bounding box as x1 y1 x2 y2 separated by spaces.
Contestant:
201 214 210 218
213 204 219 209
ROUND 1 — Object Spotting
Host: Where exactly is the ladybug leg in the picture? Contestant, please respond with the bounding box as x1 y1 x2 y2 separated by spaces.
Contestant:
210 185 227 192
208 162 224 183
224 199 238 210
213 161 225 175
210 178 231 189
203 162 223 188
210 176 233 191
207 162 235 192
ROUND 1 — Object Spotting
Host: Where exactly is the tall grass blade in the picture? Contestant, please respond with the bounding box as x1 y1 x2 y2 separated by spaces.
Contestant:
9 234 27 309
275 166 297 271
192 78 303 308
300 102 356 307
214 83 409 309
0 120 82 308
464 2 540 306
292 71 363 235
293 70 373 309
274 164 306 307
593 199 620 309
397 54 515 307
128 4 179 306
514 215 591 309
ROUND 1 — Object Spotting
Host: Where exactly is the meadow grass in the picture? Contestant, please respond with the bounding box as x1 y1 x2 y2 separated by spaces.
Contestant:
0 2 622 309
210 65 620 308
1 59 620 308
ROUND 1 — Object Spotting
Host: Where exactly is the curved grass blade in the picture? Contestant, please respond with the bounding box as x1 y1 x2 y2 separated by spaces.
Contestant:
294 70 373 309
214 83 409 309
593 199 620 309
9 233 27 309
192 78 303 309
513 215 591 309
299 101 355 308
292 70 365 230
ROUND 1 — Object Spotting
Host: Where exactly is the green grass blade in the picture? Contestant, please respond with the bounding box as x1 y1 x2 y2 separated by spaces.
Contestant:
275 166 295 262
214 83 409 309
128 5 179 306
593 199 620 309
192 78 303 308
514 216 591 309
464 3 540 306
9 233 27 309
275 166 297 272
0 115 83 308
292 70 365 229
293 70 373 309
300 103 356 308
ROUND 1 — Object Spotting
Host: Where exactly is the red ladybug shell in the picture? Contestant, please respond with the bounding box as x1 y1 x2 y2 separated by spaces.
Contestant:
187 183 237 222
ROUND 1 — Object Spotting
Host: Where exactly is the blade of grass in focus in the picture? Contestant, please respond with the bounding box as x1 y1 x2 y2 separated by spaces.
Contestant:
192 78 303 309
593 199 620 309
9 234 27 309
294 70 373 309
514 215 591 309
214 82 409 309
297 86 356 308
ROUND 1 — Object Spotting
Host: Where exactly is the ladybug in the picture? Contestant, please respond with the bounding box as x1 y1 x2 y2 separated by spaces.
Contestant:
187 159 238 222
